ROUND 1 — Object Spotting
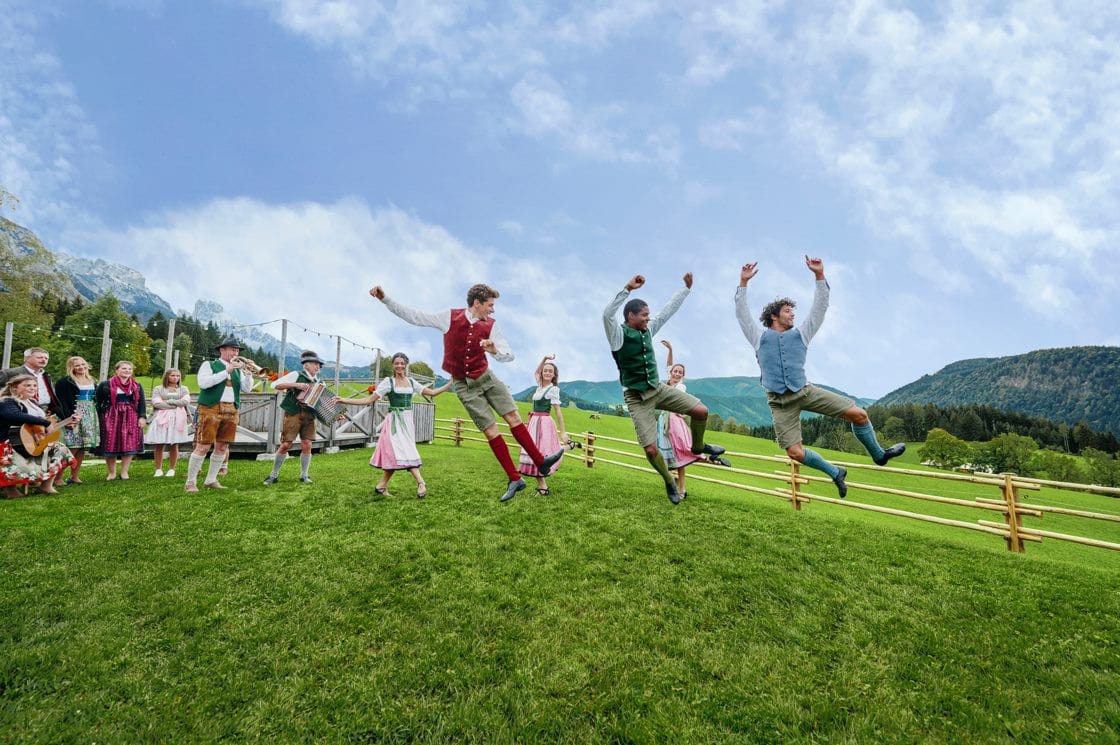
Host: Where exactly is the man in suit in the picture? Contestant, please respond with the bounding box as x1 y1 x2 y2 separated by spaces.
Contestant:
0 347 58 415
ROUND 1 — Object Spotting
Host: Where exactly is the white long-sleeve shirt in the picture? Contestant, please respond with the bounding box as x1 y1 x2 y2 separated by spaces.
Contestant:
380 295 514 363
735 279 830 351
602 286 690 352
197 360 254 403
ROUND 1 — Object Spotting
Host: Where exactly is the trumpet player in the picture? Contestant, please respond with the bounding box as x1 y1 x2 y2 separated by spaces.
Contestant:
184 337 254 493
263 350 326 485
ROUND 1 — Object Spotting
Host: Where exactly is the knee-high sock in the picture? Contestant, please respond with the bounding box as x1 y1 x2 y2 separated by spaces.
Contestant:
269 452 286 479
186 453 206 485
300 453 311 478
509 423 546 464
800 448 840 479
488 435 521 481
851 422 886 462
205 454 225 484
689 416 708 452
645 450 676 486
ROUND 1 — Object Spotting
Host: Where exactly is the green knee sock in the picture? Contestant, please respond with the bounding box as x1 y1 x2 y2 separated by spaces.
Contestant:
646 450 675 485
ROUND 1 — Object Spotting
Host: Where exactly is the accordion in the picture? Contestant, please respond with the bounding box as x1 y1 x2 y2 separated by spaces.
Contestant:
296 381 343 424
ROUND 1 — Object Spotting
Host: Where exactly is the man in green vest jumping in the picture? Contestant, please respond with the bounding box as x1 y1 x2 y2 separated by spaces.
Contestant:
603 272 729 505
184 337 254 493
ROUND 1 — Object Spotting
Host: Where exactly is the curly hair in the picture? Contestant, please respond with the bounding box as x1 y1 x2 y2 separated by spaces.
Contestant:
466 284 500 307
760 297 795 328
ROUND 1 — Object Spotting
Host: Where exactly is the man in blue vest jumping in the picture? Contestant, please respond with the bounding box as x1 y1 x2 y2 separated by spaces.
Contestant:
604 272 729 506
735 256 905 498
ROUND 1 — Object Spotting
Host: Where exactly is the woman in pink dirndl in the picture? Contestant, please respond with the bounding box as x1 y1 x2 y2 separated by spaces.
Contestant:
518 355 569 496
95 360 147 480
336 353 450 498
655 340 705 499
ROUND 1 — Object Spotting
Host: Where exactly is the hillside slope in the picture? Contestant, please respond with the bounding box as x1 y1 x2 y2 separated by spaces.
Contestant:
877 346 1120 435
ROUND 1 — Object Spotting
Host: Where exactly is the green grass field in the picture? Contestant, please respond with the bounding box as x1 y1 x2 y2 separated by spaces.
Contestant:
3 398 1119 742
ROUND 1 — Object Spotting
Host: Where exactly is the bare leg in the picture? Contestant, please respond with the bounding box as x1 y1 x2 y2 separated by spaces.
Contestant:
168 444 179 470
106 456 118 480
69 448 86 482
120 454 134 479
153 444 165 472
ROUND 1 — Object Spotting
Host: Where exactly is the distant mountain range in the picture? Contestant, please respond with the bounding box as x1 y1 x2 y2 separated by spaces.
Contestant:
2 217 370 376
877 346 1120 435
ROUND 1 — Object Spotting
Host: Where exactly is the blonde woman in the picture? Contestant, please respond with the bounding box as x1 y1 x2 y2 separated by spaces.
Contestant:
95 361 147 480
518 354 570 496
53 356 100 484
146 368 191 477
0 373 78 498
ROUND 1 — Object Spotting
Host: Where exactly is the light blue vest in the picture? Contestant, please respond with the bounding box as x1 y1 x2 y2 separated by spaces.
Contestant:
757 328 808 394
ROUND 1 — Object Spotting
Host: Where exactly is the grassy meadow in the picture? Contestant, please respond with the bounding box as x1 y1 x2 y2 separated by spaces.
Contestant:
2 396 1119 742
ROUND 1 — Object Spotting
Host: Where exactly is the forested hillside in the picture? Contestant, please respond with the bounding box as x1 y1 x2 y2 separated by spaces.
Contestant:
877 347 1120 435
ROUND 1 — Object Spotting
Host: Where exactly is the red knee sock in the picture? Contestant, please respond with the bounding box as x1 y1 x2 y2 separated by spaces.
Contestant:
488 435 521 481
510 423 545 465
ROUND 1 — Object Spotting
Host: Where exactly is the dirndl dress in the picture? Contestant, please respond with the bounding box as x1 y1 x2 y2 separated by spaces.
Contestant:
98 383 145 457
0 399 76 487
61 384 100 450
145 385 192 444
656 381 700 470
371 378 423 471
519 385 562 477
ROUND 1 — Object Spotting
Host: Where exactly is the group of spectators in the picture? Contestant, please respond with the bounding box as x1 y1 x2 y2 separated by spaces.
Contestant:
0 347 192 497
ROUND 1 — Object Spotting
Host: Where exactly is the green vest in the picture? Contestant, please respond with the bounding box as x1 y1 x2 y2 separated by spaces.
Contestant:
532 386 557 413
386 388 413 410
196 360 243 407
279 371 316 415
612 326 660 392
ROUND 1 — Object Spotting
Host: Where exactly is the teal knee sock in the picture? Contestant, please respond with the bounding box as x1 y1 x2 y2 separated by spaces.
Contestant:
800 448 839 479
851 422 886 461
645 450 675 486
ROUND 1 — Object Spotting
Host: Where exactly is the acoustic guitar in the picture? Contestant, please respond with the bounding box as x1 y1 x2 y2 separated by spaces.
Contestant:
20 419 61 457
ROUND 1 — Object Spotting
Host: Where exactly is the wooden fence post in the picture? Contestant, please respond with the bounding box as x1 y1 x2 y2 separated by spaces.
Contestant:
454 417 463 446
1002 473 1025 553
788 459 802 510
585 431 596 468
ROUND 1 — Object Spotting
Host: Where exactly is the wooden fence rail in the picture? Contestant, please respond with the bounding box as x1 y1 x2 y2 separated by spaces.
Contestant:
434 418 1120 554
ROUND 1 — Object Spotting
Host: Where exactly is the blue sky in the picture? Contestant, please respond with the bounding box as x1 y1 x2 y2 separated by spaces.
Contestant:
2 0 1118 398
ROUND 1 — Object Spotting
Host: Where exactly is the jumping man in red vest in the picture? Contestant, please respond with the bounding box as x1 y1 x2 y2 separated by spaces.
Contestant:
370 283 565 502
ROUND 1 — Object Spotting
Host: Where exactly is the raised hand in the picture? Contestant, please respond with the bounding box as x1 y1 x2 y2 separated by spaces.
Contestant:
660 339 673 349
804 255 825 278
625 275 645 291
740 262 759 285
369 285 386 300
682 272 693 289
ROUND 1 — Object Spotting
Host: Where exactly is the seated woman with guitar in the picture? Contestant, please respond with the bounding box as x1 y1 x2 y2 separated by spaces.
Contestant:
0 373 78 498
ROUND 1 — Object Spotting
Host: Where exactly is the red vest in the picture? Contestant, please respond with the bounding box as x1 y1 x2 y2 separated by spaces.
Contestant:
442 309 494 380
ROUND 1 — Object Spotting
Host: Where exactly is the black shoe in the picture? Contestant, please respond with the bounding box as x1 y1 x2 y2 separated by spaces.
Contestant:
263 476 278 485
692 442 725 457
666 483 682 505
873 443 906 466
537 448 565 477
708 454 732 467
500 478 527 502
832 467 848 499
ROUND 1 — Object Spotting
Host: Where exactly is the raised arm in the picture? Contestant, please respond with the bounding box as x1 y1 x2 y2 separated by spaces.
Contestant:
660 339 674 369
734 261 762 351
534 354 555 385
798 255 830 345
370 285 450 332
646 273 692 338
603 275 645 351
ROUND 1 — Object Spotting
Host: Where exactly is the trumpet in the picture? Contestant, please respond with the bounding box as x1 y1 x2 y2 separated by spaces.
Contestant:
231 355 263 374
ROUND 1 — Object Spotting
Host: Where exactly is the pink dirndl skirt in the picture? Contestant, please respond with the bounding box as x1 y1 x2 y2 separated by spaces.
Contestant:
371 408 422 471
657 411 700 469
519 411 562 477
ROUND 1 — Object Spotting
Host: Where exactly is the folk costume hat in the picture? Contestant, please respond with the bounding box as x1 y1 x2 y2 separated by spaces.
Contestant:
300 350 326 366
215 337 243 352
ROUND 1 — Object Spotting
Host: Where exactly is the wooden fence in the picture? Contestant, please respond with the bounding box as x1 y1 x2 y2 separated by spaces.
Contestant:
434 418 1120 554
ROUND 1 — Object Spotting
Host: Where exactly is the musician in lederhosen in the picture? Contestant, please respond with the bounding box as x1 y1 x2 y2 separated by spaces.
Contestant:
184 337 254 493
263 350 325 485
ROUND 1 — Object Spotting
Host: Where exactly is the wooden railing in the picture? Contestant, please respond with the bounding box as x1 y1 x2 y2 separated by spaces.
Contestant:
434 418 1120 554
